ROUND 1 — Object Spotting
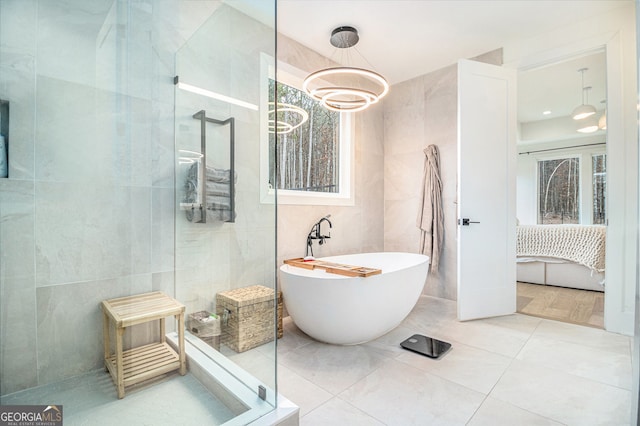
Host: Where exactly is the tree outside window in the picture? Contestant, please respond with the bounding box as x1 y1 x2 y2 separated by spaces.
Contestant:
537 157 580 224
592 153 607 225
269 79 340 193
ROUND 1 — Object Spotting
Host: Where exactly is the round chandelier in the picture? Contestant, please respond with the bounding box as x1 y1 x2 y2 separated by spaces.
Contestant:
268 102 309 134
303 26 389 113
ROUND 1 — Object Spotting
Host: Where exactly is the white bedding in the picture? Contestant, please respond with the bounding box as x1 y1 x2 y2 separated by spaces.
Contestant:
516 225 606 272
516 225 606 292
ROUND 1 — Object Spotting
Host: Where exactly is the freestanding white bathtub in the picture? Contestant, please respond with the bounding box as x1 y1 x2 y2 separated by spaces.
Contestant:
279 252 429 345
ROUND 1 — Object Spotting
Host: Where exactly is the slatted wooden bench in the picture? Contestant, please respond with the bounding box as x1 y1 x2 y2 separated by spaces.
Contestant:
101 291 186 399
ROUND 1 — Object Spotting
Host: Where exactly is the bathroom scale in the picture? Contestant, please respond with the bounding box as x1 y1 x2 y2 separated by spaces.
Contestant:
400 334 451 359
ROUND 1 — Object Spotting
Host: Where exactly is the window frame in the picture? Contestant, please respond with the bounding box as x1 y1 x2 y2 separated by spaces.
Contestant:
536 154 582 224
532 144 606 225
260 54 355 206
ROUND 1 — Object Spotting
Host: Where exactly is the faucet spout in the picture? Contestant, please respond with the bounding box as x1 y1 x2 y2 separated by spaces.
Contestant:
316 215 332 238
306 215 333 257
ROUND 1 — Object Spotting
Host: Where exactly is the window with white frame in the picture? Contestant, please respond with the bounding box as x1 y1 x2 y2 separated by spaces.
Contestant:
260 55 353 206
268 79 340 193
592 153 607 225
535 151 607 225
537 156 581 224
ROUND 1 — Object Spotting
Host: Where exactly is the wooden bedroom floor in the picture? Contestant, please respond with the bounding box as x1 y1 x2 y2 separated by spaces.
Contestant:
516 282 604 329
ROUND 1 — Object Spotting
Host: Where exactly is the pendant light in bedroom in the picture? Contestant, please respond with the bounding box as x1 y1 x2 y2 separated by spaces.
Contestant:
303 26 389 113
571 68 597 120
598 100 607 130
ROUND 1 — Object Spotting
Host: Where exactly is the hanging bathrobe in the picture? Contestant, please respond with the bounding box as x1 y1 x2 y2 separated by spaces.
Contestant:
416 144 444 272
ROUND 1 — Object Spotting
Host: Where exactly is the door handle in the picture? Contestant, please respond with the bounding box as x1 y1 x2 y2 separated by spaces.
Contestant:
458 218 480 226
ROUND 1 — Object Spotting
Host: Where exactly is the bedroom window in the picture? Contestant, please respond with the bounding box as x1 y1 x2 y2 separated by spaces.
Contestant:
537 157 580 224
592 153 607 225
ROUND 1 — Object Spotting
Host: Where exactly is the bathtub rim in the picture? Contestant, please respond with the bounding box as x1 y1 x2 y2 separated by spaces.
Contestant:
279 251 429 279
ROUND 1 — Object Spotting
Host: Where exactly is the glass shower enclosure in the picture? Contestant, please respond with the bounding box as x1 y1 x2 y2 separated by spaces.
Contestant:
0 1 278 424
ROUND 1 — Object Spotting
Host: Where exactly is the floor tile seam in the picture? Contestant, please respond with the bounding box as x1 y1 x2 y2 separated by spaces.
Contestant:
531 319 633 356
390 356 488 397
276 360 337 398
393 353 513 396
518 334 636 363
333 358 393 400
333 394 390 425
478 393 570 426
478 323 546 412
505 357 634 393
487 355 574 423
276 339 314 356
463 393 491 425
335 358 485 425
510 315 544 360
441 336 523 359
297 395 337 423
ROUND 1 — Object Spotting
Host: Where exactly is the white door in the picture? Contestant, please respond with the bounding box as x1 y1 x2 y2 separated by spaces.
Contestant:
457 59 517 321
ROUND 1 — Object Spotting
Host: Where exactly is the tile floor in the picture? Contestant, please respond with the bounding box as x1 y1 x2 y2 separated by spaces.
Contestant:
276 295 633 425
1 295 632 425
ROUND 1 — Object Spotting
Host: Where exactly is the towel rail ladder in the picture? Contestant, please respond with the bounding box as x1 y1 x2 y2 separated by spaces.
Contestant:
192 109 235 223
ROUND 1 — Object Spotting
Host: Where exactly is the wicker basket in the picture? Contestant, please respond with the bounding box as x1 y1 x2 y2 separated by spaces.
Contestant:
216 285 276 352
188 310 221 350
277 290 283 339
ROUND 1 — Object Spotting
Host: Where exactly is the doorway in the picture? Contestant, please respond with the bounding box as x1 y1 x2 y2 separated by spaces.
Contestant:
516 50 607 329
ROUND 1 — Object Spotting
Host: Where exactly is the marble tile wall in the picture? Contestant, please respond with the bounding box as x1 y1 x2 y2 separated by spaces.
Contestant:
383 49 503 300
0 0 204 395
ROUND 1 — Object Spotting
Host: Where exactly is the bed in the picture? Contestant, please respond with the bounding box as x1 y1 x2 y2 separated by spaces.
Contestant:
516 225 606 292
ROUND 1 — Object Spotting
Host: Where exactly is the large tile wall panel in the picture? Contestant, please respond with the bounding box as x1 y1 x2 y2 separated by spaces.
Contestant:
0 0 37 181
35 274 153 385
0 181 37 395
0 180 35 279
0 276 38 395
34 77 111 183
34 182 152 286
152 187 175 272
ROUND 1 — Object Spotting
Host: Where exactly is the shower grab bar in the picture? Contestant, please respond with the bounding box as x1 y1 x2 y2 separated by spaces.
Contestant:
192 109 235 223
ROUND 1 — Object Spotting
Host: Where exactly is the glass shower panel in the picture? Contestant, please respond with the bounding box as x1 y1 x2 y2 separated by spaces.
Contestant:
0 0 175 410
1 0 277 424
174 0 278 414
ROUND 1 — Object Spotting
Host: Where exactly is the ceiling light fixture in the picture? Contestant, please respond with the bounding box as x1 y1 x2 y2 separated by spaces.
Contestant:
571 68 596 120
598 100 607 130
268 102 309 134
577 115 599 133
303 26 389 112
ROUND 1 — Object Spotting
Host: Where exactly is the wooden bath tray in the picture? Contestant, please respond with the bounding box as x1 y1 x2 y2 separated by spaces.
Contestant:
284 258 381 277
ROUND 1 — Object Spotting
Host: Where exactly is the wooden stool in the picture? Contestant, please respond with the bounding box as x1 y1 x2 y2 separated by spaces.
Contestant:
101 291 186 399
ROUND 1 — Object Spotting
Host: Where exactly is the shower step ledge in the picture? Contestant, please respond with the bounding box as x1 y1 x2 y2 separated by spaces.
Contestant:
166 332 299 426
